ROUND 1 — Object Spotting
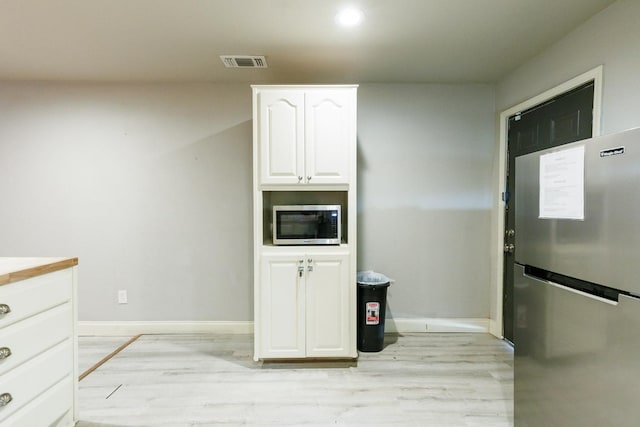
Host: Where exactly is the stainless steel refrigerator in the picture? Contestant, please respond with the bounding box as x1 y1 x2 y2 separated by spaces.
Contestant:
514 127 640 426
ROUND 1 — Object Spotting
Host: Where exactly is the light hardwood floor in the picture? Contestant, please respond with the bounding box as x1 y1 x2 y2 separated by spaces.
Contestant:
77 333 513 426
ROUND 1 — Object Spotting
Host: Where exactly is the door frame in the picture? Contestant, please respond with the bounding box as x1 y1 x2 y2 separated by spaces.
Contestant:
490 65 604 338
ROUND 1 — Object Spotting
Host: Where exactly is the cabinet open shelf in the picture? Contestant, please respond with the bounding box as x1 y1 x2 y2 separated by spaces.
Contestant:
261 191 349 246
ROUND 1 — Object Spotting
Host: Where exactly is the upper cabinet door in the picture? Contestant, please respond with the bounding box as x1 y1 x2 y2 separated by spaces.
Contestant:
258 91 305 185
305 89 354 185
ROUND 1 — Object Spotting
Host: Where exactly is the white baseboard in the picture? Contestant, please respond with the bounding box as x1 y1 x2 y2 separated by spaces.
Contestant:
488 319 503 339
79 318 489 336
78 321 253 336
385 317 489 333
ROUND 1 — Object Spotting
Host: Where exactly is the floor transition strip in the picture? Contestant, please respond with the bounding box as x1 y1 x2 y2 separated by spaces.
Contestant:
79 334 142 381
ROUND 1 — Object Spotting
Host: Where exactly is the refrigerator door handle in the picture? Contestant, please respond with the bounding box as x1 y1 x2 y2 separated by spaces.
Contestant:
523 271 619 307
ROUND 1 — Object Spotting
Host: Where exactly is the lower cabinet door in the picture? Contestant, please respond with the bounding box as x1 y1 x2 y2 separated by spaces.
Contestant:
258 250 352 359
259 253 306 358
305 251 351 357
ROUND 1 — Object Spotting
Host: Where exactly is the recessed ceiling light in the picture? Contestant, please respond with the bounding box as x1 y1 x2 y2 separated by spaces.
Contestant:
335 7 364 27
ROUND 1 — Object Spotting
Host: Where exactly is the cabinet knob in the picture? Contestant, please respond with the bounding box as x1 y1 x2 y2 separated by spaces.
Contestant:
307 176 312 182
0 393 12 407
0 347 11 360
298 176 303 182
0 304 10 315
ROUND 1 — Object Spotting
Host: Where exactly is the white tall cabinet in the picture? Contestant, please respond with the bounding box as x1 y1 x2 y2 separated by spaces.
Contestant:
252 85 358 361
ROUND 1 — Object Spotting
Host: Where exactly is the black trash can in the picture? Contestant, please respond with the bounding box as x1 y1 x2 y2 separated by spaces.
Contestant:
357 271 391 352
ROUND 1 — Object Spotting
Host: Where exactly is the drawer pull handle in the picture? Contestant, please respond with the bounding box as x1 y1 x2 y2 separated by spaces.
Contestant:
0 347 10 359
0 393 12 407
0 304 10 315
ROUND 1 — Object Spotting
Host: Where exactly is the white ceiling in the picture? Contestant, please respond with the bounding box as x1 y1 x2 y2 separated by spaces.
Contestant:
0 0 616 84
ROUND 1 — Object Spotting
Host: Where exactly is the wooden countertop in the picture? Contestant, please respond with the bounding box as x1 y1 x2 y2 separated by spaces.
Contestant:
0 257 78 286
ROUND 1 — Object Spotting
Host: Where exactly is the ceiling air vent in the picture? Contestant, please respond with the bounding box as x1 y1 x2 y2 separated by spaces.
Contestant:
220 55 268 68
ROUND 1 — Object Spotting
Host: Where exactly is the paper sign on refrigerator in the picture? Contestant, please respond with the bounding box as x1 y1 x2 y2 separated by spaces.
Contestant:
539 145 585 220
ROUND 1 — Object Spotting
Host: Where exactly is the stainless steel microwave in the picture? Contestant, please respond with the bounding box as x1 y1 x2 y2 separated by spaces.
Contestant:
272 205 341 245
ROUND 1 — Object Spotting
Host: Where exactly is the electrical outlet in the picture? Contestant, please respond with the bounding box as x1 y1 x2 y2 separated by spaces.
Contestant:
118 290 128 304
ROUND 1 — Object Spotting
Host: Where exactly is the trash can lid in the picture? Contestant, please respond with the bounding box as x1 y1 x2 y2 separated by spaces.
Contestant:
357 271 392 286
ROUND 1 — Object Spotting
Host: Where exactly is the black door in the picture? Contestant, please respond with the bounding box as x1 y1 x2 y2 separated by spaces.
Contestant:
503 81 594 344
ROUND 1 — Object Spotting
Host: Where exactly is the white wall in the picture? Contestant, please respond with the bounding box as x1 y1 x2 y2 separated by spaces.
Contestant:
358 84 495 318
490 0 640 323
0 83 254 321
0 81 496 322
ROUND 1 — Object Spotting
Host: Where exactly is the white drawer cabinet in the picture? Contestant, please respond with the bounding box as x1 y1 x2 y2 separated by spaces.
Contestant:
0 258 78 427
2 377 74 427
0 268 72 329
0 303 72 376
